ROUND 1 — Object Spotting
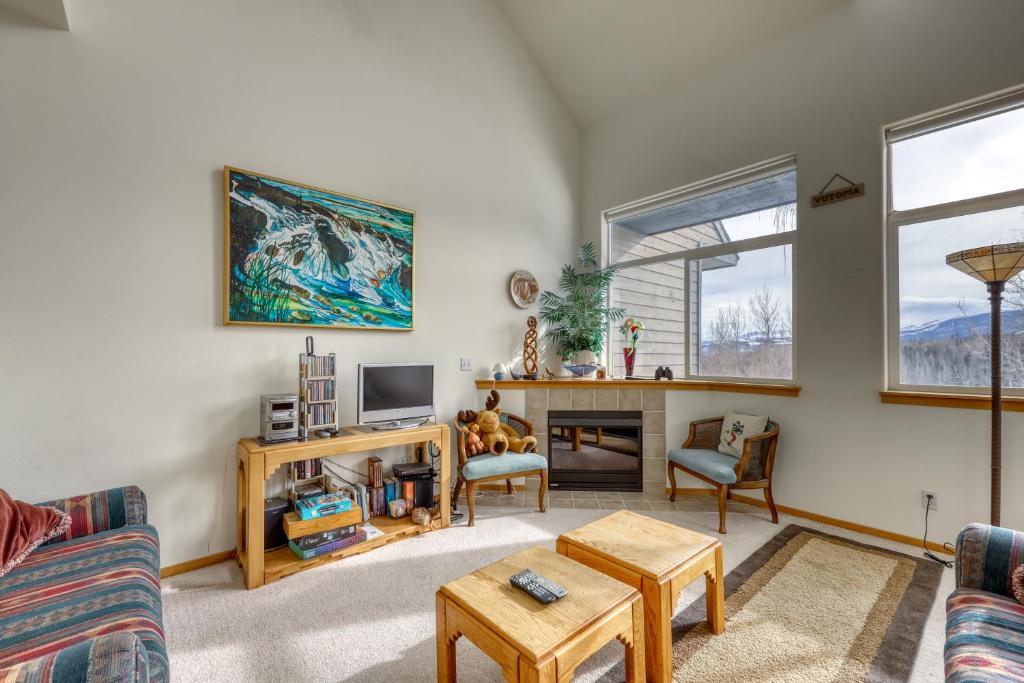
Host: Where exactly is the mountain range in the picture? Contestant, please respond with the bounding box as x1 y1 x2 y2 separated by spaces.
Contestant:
900 309 1024 341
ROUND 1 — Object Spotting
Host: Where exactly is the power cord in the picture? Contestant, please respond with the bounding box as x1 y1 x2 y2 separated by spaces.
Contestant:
922 493 953 568
426 442 464 522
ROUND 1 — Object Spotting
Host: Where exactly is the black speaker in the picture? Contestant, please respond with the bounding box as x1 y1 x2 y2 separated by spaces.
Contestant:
264 496 289 550
412 477 433 509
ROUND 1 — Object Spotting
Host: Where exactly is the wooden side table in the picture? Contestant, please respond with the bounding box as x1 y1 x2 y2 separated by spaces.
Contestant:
556 510 723 683
436 545 644 682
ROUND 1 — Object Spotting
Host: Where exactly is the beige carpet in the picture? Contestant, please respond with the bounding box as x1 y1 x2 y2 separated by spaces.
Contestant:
162 500 953 682
654 527 938 682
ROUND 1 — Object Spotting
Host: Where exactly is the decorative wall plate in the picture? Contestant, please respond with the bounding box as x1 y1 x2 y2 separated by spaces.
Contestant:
509 270 539 308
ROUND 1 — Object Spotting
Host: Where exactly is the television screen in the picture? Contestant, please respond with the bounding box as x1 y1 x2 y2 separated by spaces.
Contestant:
359 364 434 423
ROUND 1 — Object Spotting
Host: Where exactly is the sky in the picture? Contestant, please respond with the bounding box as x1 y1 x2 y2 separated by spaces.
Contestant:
893 105 1024 327
700 208 793 339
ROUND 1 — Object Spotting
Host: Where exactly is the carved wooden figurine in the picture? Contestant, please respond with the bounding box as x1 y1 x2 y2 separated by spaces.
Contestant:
523 316 539 377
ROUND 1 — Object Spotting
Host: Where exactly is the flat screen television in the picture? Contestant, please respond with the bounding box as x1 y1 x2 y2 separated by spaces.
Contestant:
357 363 435 429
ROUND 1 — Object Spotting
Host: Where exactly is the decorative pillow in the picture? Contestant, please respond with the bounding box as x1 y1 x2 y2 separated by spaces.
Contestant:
1013 565 1024 604
0 489 71 577
718 412 769 457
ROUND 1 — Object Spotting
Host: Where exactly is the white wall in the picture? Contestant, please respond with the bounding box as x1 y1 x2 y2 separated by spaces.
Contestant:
0 0 578 565
582 0 1024 544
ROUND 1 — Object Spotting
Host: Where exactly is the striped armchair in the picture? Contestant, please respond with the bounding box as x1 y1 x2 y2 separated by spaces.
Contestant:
945 523 1024 682
0 486 166 682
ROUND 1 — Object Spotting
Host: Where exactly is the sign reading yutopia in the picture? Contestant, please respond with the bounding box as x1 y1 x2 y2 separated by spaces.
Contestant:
810 174 865 208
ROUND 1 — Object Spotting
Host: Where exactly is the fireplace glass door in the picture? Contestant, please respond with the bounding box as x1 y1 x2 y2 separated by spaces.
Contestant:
547 410 643 490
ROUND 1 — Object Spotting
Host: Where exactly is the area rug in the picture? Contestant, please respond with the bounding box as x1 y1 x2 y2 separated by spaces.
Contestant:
600 524 943 683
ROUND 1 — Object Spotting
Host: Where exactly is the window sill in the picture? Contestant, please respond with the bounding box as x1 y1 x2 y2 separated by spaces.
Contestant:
879 390 1024 412
475 378 800 397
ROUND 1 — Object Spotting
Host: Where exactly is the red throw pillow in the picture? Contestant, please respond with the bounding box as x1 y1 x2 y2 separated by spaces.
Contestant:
1013 565 1024 605
0 490 71 577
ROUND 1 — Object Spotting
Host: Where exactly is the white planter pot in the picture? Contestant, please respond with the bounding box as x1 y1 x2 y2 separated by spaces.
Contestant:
573 350 597 366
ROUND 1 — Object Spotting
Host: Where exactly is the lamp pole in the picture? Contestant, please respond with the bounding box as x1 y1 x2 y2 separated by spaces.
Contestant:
946 242 1024 528
988 280 1004 527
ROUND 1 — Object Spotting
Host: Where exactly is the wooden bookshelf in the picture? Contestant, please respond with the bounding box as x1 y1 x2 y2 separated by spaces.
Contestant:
235 422 450 589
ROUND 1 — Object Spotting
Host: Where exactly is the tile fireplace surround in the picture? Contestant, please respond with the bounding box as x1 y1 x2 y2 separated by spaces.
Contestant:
521 387 667 495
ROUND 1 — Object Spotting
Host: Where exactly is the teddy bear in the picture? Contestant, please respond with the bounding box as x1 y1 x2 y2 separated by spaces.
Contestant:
458 390 537 456
464 424 486 456
473 407 511 455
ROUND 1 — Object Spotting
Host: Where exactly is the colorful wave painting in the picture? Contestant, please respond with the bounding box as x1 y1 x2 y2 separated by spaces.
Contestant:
225 168 413 329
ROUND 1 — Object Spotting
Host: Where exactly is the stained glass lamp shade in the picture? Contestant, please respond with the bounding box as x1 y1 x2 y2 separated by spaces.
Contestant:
945 242 1024 283
944 242 1024 527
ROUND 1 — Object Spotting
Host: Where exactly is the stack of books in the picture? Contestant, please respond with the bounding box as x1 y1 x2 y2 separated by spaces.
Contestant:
288 492 366 560
330 456 415 520
294 459 322 480
289 525 366 560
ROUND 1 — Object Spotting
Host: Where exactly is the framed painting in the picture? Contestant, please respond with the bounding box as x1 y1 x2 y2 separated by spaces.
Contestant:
223 166 414 330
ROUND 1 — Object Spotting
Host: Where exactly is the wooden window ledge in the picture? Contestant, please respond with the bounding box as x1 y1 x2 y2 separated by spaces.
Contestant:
476 378 800 397
879 390 1024 412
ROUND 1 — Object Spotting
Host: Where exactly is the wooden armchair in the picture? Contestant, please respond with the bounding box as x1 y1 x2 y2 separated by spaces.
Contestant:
453 406 547 527
667 416 780 534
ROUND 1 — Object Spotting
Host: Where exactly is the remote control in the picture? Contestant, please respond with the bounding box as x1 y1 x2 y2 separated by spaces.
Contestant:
510 569 567 604
531 572 568 599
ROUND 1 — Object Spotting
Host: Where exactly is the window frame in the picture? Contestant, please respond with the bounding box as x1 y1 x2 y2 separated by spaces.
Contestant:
602 154 798 385
884 85 1024 395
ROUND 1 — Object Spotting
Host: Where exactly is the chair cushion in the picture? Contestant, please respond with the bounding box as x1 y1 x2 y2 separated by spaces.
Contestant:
0 525 167 682
462 453 547 481
945 588 1024 682
667 448 739 484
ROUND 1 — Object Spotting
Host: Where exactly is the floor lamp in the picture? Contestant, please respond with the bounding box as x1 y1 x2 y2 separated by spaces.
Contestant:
946 243 1024 527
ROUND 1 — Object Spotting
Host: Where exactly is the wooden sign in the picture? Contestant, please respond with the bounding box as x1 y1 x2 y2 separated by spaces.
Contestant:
811 173 864 208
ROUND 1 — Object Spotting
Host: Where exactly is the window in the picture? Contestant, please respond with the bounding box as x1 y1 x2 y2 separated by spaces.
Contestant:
886 88 1024 392
606 156 796 382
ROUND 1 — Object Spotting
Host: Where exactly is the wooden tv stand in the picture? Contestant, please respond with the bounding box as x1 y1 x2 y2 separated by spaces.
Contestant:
236 422 450 589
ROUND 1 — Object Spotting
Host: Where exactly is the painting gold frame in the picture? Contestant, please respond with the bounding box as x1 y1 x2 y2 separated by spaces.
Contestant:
222 165 415 331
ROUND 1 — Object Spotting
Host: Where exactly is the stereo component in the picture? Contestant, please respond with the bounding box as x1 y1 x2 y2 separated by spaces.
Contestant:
260 394 299 443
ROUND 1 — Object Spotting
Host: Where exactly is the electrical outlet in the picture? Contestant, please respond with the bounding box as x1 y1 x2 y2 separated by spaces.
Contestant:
922 490 938 511
460 357 472 372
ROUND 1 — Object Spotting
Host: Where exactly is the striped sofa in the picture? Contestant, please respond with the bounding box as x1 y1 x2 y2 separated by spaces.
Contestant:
946 523 1024 682
0 487 166 682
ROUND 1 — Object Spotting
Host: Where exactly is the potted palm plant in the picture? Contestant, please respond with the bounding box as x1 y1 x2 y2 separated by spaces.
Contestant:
539 243 625 376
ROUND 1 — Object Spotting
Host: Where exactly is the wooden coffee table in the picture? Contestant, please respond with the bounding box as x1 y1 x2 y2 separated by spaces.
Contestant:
556 510 723 683
436 545 644 682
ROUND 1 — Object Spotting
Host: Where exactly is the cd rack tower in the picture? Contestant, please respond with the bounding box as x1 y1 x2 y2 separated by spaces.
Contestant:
299 352 337 438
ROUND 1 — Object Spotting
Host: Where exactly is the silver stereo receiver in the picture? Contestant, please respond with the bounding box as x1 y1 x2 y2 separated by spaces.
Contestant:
260 394 299 443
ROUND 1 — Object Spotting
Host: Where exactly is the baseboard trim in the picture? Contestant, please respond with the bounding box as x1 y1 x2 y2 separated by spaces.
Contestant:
664 486 952 556
161 550 236 578
726 493 953 556
664 487 716 496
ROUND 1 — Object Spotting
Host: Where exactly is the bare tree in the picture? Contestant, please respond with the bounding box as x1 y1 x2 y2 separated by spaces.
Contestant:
709 305 747 347
749 285 783 342
954 298 1024 386
1004 274 1024 312
781 303 793 340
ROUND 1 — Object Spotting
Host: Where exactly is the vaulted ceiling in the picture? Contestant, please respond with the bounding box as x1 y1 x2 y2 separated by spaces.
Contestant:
497 0 848 128
0 0 68 29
